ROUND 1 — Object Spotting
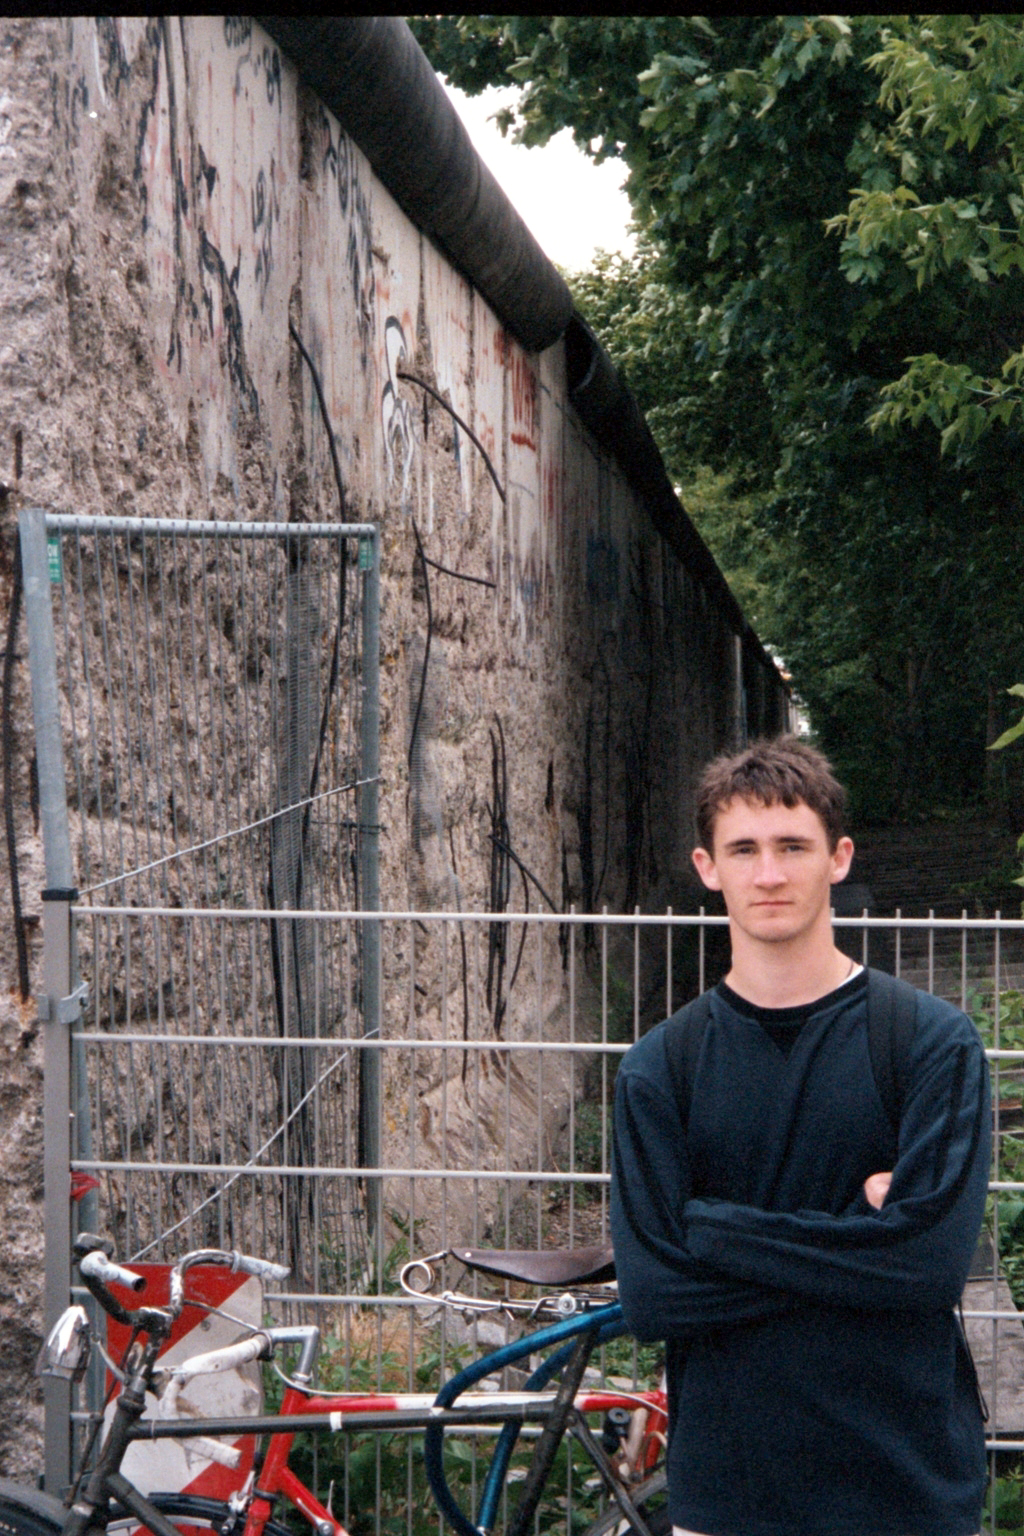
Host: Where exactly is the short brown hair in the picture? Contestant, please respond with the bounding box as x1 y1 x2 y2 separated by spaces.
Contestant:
695 735 847 853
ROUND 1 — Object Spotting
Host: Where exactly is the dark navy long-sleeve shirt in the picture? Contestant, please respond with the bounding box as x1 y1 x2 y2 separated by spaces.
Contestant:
610 970 990 1536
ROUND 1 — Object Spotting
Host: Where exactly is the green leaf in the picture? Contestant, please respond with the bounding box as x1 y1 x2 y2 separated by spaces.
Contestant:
414 15 1024 818
989 716 1024 752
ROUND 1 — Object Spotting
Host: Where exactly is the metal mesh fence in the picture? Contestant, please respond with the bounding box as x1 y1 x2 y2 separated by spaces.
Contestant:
30 515 379 1292
67 907 1024 1451
48 517 372 911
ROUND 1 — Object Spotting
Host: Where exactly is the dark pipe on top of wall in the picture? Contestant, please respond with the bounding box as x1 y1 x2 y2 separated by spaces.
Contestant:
258 15 573 354
259 15 783 683
565 311 773 665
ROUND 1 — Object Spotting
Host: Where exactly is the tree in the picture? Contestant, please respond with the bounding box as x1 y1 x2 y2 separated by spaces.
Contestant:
828 17 1024 457
414 16 1024 823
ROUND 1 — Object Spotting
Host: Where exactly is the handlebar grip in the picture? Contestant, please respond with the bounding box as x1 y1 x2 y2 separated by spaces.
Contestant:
80 1250 146 1293
232 1255 291 1283
73 1232 115 1261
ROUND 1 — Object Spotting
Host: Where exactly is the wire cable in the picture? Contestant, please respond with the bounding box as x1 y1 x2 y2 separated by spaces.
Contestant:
408 517 432 775
289 321 346 520
3 530 30 1000
397 369 506 503
420 552 495 590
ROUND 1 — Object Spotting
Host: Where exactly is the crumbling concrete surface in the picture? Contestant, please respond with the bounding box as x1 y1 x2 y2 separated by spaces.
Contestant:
0 18 782 1478
1 16 66 1480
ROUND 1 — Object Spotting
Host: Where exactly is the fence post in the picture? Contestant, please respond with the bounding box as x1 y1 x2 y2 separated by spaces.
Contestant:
359 529 381 1238
19 508 76 1497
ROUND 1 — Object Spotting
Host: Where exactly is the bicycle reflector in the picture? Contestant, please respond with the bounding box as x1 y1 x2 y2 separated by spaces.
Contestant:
36 1305 91 1382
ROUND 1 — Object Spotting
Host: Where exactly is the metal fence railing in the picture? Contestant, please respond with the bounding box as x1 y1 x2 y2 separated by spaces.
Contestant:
64 907 1024 1450
18 508 380 1494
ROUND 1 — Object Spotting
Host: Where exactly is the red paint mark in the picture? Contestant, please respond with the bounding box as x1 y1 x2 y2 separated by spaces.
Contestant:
511 431 536 452
543 460 561 524
495 329 540 438
511 363 538 433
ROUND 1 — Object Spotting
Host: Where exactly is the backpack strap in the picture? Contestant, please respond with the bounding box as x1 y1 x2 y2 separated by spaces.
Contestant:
865 967 918 1140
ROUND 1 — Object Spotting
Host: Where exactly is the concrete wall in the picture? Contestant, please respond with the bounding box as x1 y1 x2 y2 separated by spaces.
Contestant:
0 16 787 1476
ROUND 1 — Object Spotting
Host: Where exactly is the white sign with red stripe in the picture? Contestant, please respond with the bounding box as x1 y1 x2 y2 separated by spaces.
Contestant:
105 1264 264 1499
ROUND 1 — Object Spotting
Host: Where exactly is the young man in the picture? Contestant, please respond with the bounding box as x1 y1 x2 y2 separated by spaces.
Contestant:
610 736 990 1536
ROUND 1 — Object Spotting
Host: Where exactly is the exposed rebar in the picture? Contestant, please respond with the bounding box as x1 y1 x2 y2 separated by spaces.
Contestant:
398 369 506 503
3 529 30 999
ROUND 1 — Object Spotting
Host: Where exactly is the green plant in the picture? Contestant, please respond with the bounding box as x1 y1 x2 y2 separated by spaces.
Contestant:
970 990 1024 1315
989 1466 1024 1535
602 962 634 1046
598 1329 664 1387
989 684 1024 915
572 1100 607 1199
372 1209 428 1294
413 16 1024 824
971 988 1024 1053
265 1321 444 1536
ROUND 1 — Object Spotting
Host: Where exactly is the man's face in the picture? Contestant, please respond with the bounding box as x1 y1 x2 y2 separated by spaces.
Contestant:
691 796 853 947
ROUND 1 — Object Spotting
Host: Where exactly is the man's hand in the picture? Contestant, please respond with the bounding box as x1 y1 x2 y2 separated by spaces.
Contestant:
863 1172 892 1210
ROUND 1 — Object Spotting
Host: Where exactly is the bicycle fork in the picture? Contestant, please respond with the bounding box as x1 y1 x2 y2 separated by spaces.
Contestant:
65 1345 183 1536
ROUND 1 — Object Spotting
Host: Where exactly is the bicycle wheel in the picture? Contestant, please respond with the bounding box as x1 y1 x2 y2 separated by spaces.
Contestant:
578 1468 669 1536
0 1481 64 1536
105 1492 293 1536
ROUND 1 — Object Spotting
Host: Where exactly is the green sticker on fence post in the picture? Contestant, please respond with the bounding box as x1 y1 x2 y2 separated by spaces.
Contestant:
47 536 63 583
358 537 373 570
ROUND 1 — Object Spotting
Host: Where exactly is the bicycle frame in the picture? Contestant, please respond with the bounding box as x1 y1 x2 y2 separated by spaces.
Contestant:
116 1304 666 1536
55 1240 667 1536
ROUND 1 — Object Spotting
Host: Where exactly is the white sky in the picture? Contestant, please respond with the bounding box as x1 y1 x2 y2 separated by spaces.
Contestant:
441 80 635 274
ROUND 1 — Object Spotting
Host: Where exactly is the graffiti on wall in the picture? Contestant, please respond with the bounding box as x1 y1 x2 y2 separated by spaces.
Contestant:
381 317 415 501
69 16 405 491
251 158 280 309
124 16 279 419
318 107 376 369
223 18 283 114
226 17 284 318
495 330 538 454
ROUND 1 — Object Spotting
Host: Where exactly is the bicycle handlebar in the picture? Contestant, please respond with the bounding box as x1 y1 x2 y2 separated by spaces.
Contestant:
168 1250 291 1313
73 1234 159 1331
160 1333 273 1390
70 1233 635 1536
73 1234 291 1335
80 1250 146 1293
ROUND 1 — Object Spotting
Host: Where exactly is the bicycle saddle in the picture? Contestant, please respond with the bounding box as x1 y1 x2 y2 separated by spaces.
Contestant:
450 1244 616 1286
